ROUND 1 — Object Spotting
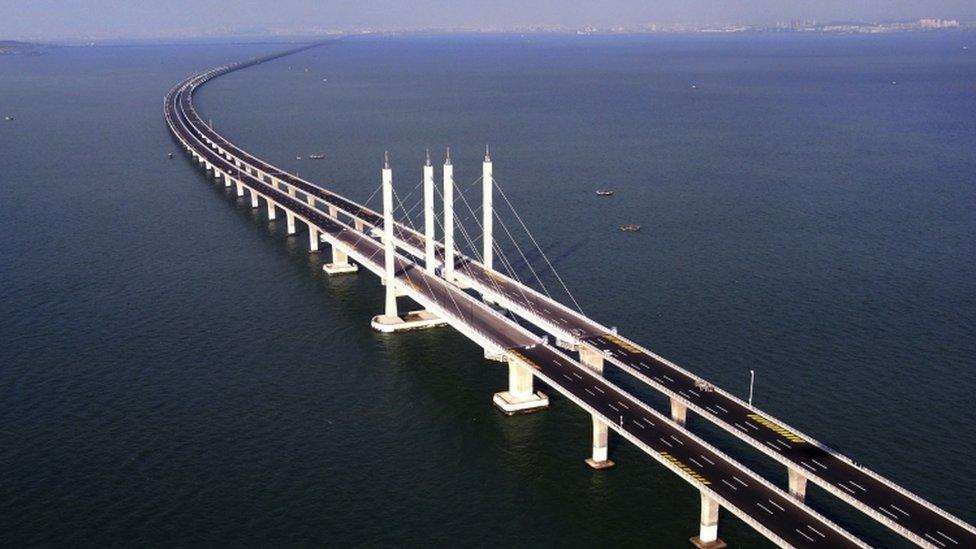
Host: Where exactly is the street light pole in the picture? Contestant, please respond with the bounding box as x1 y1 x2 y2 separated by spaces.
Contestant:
748 369 755 408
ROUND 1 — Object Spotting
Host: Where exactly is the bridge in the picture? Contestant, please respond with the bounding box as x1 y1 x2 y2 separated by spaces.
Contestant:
164 43 975 548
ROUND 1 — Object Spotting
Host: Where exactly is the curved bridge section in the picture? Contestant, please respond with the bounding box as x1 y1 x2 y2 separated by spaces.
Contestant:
165 43 973 548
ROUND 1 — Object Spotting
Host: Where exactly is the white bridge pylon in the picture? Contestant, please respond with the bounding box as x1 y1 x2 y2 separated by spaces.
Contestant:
369 151 447 333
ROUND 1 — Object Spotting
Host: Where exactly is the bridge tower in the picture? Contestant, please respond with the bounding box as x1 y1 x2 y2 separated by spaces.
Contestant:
371 152 445 333
443 148 455 282
482 145 493 271
423 149 436 274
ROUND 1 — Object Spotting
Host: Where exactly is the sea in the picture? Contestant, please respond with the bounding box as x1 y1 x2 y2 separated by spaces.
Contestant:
1 32 974 548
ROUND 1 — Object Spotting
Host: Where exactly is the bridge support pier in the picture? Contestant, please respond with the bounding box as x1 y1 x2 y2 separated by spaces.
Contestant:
286 211 296 235
328 204 338 219
223 172 231 188
250 189 259 209
235 180 244 198
670 397 688 426
354 219 365 232
266 200 276 220
788 466 807 502
323 244 358 275
493 356 549 415
308 226 319 253
581 346 614 469
690 492 726 549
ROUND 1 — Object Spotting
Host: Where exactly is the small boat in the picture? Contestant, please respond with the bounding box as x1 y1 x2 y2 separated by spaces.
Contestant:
167 152 174 159
620 224 641 232
308 154 325 160
3 115 13 121
295 156 302 160
595 190 614 196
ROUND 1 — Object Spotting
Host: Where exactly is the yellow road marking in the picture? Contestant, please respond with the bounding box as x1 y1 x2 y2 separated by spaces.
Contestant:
603 334 641 354
747 413 805 444
660 451 711 485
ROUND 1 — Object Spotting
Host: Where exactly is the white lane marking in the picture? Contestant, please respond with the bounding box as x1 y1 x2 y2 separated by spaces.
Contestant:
608 404 620 413
721 479 738 491
585 388 596 396
715 404 729 413
705 406 719 415
811 459 828 469
745 421 760 430
764 441 780 452
669 435 684 446
687 390 701 399
756 502 774 514
641 417 655 427
878 506 899 519
924 533 947 547
662 375 675 383
633 420 645 429
700 455 715 465
768 499 785 512
639 361 652 368
562 374 574 382
659 437 673 448
732 476 747 487
733 422 748 432
800 461 818 472
849 480 867 492
890 504 909 516
937 531 959 544
572 372 582 379
616 401 629 410
689 457 704 468
594 387 605 394
775 439 792 450
677 390 690 399
794 529 814 542
807 525 826 538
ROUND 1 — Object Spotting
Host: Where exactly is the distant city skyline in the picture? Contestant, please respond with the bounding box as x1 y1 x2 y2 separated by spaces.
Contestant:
3 0 976 41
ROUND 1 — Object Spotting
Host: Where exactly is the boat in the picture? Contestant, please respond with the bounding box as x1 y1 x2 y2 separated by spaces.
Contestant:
309 154 325 160
295 156 302 160
620 224 641 232
4 115 13 121
167 152 174 159
595 190 614 196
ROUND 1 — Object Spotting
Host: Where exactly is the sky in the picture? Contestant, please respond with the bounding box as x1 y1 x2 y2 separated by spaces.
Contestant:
2 0 975 41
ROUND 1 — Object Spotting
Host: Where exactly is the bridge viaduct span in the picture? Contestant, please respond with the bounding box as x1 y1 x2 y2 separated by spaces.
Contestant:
165 43 974 548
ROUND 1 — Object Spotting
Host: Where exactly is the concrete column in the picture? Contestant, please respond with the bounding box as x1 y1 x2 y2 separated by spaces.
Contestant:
788 467 808 502
306 194 316 208
308 226 319 253
323 244 358 275
235 180 244 197
266 200 276 220
493 354 549 415
382 153 398 319
288 186 296 198
443 149 455 282
670 397 687 426
690 492 726 549
328 204 338 219
482 145 493 270
222 171 231 188
354 218 365 232
286 211 296 235
581 346 614 469
423 150 436 274
250 188 259 209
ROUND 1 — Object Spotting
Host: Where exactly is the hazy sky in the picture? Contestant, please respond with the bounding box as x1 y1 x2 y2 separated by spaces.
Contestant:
3 0 975 41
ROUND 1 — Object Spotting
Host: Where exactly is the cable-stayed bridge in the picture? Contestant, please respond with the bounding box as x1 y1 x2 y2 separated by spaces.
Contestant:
164 43 974 548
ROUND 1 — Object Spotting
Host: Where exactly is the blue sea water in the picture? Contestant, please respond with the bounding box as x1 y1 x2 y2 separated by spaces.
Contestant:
1 33 974 547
